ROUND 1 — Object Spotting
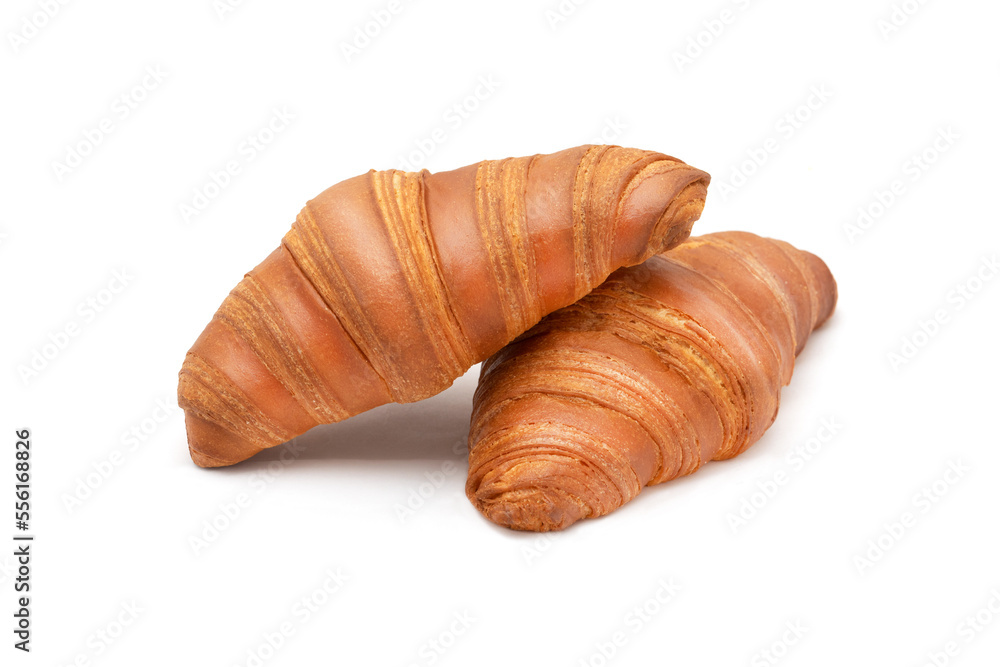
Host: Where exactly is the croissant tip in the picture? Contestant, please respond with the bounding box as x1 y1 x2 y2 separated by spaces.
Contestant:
189 446 233 468
801 250 839 329
182 412 260 468
650 171 710 257
469 483 586 532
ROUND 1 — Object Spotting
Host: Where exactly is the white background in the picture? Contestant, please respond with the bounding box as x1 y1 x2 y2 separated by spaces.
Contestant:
2 0 999 665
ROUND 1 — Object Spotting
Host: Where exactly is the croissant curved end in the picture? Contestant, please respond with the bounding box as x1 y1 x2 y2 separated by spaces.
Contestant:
471 484 587 533
184 412 261 468
803 250 839 329
614 165 710 267
468 456 610 532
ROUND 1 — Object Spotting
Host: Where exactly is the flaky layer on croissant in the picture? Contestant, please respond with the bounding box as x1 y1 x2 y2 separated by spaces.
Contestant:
178 145 710 467
466 231 837 531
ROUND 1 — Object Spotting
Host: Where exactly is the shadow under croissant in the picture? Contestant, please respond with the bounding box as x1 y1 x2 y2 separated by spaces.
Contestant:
226 370 480 465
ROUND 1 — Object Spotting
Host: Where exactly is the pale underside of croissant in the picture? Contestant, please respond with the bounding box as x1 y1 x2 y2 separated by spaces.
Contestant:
178 146 710 467
466 231 838 531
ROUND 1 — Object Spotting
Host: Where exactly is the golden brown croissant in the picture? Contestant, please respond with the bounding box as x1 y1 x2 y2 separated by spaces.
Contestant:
466 231 837 531
178 145 710 467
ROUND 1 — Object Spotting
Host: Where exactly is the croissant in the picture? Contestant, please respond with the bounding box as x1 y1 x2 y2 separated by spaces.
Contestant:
178 145 710 466
466 231 837 531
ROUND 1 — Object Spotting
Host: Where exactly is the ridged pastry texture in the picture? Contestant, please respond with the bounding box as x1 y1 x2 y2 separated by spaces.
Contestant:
178 145 710 467
466 231 837 531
